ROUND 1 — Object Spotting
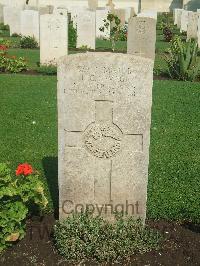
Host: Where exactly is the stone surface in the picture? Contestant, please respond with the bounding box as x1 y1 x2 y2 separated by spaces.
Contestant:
76 10 96 49
53 6 68 17
137 10 157 20
198 15 200 48
187 12 198 40
96 8 110 39
3 6 21 35
20 10 40 43
39 5 54 15
127 16 156 59
40 14 68 65
88 0 98 10
125 7 136 22
0 4 3 23
58 52 154 222
113 8 126 25
180 10 192 32
174 8 182 27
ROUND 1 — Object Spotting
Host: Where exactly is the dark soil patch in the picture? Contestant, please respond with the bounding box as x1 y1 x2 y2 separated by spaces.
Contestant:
0 214 200 266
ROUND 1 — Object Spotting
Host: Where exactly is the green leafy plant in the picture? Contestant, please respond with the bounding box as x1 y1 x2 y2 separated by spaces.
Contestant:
20 36 38 49
163 27 173 42
11 33 21 38
0 163 48 252
0 38 11 48
68 22 77 48
54 212 161 263
99 13 122 51
36 64 57 75
166 37 200 81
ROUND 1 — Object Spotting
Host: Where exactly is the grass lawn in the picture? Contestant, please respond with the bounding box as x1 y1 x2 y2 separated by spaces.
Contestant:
0 74 199 222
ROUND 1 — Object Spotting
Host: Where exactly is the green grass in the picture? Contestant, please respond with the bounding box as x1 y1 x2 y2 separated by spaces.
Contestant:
0 74 57 210
0 74 199 222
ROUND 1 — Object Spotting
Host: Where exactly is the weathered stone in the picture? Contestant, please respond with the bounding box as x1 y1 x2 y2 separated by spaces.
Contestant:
125 7 136 22
20 10 39 43
113 8 126 25
76 10 96 49
39 5 54 15
40 14 68 65
58 52 154 222
174 8 183 28
137 10 157 20
198 15 200 48
88 0 98 10
96 8 110 39
180 10 192 32
187 12 198 40
53 6 68 17
3 6 21 35
0 4 3 23
127 16 156 59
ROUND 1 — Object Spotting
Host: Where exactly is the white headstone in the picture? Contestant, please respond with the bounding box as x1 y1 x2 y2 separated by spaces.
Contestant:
127 16 157 59
137 10 157 20
3 6 22 35
76 10 96 50
187 12 198 40
96 8 110 39
0 4 3 23
180 10 192 32
20 10 39 43
198 15 200 47
174 8 183 28
40 14 68 65
58 52 154 222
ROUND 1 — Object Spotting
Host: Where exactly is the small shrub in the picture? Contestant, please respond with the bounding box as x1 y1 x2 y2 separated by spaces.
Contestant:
166 37 200 81
36 64 57 75
0 163 48 252
100 13 122 51
0 23 9 31
20 36 38 49
163 27 173 42
11 33 21 37
0 38 11 48
0 46 27 73
54 212 161 263
68 22 77 48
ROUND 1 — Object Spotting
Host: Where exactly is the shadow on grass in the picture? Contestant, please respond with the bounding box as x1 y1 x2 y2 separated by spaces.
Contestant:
42 157 59 218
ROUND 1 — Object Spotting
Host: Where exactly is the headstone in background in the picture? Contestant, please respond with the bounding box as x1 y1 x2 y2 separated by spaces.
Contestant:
68 6 88 28
96 8 110 39
106 0 115 11
180 10 192 32
39 5 54 15
40 14 68 65
127 16 156 59
137 10 157 20
198 15 200 47
187 12 198 40
125 7 136 22
58 52 154 222
113 8 126 26
20 10 39 43
174 8 183 26
0 4 3 23
76 10 96 50
88 0 98 10
3 7 22 35
53 6 68 17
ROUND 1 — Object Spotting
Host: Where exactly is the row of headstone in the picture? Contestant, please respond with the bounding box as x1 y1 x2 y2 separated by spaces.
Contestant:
174 8 200 46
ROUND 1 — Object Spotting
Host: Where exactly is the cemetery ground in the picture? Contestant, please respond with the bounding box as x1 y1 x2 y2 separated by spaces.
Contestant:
0 15 200 265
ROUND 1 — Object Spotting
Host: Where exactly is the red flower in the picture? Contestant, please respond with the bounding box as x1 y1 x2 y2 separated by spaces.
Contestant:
0 45 7 51
16 163 33 176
